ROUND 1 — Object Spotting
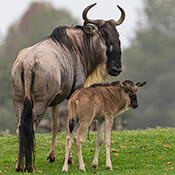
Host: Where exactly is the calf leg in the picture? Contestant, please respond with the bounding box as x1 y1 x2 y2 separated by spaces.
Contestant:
62 120 80 172
74 121 91 172
92 120 104 168
105 117 113 170
47 104 59 162
62 131 74 172
68 150 74 164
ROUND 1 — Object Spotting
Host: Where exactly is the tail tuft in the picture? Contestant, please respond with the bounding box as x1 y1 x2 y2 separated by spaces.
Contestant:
69 118 75 133
19 97 34 168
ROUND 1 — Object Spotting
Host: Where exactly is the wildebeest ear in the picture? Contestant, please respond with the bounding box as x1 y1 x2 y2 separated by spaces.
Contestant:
136 81 147 87
83 22 97 34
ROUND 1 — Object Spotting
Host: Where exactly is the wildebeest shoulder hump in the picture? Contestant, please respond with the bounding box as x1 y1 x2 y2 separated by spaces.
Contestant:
49 26 74 48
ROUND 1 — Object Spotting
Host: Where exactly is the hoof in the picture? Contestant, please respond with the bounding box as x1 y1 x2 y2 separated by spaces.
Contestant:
62 167 68 172
24 166 34 173
79 167 86 172
92 164 97 169
80 168 86 172
68 157 74 164
47 153 56 162
15 164 23 172
15 167 23 172
106 166 113 170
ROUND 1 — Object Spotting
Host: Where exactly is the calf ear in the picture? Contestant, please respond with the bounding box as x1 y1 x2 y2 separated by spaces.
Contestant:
136 81 147 87
119 83 124 87
117 82 123 88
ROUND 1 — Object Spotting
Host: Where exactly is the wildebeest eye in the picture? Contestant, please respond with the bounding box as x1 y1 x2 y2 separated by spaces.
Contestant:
101 30 108 38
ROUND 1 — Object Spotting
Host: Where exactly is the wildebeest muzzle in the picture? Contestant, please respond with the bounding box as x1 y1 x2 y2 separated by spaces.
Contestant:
107 61 122 76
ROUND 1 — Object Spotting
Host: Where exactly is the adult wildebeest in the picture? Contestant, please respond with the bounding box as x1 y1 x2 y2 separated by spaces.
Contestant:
62 80 146 172
11 3 125 172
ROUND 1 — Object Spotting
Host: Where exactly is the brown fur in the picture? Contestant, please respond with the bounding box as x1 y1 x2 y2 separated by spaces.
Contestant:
62 80 146 172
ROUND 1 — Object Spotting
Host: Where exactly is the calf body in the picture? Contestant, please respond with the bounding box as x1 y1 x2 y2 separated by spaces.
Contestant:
62 80 146 172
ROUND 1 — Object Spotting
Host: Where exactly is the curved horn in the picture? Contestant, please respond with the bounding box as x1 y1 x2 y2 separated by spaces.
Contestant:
113 5 126 26
82 3 105 26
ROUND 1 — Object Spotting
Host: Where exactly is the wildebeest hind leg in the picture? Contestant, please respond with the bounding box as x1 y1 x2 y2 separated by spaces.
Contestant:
47 104 59 162
24 102 47 172
15 102 25 172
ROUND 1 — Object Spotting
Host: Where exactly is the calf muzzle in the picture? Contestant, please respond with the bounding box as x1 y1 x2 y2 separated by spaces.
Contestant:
129 94 138 109
131 103 138 109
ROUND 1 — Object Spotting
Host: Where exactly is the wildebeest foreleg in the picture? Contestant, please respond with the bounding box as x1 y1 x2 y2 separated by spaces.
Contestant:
92 120 104 169
105 117 113 170
47 104 59 162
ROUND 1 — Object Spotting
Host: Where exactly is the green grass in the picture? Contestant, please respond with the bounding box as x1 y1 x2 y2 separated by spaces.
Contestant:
0 128 174 174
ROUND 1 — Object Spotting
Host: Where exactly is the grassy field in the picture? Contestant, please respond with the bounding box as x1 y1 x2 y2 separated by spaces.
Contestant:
0 128 174 175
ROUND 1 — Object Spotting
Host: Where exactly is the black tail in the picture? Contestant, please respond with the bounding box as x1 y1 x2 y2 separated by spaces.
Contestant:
69 118 75 133
87 125 90 141
19 97 34 170
69 116 80 134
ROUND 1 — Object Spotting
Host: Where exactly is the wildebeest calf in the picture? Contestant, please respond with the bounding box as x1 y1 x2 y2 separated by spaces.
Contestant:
62 80 146 172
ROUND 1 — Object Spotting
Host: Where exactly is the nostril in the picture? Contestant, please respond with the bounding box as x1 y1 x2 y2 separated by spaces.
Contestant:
132 103 138 109
109 66 122 76
117 68 122 73
112 67 122 72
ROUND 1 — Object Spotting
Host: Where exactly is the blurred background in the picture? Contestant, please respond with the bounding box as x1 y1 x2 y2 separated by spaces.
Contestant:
0 0 175 135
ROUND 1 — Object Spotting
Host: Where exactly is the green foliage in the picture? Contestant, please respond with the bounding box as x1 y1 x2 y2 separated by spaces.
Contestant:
0 128 174 174
143 0 175 37
117 0 175 129
0 2 79 134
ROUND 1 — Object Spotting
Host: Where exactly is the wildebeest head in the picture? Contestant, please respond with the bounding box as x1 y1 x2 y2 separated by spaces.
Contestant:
82 3 125 76
119 80 147 109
